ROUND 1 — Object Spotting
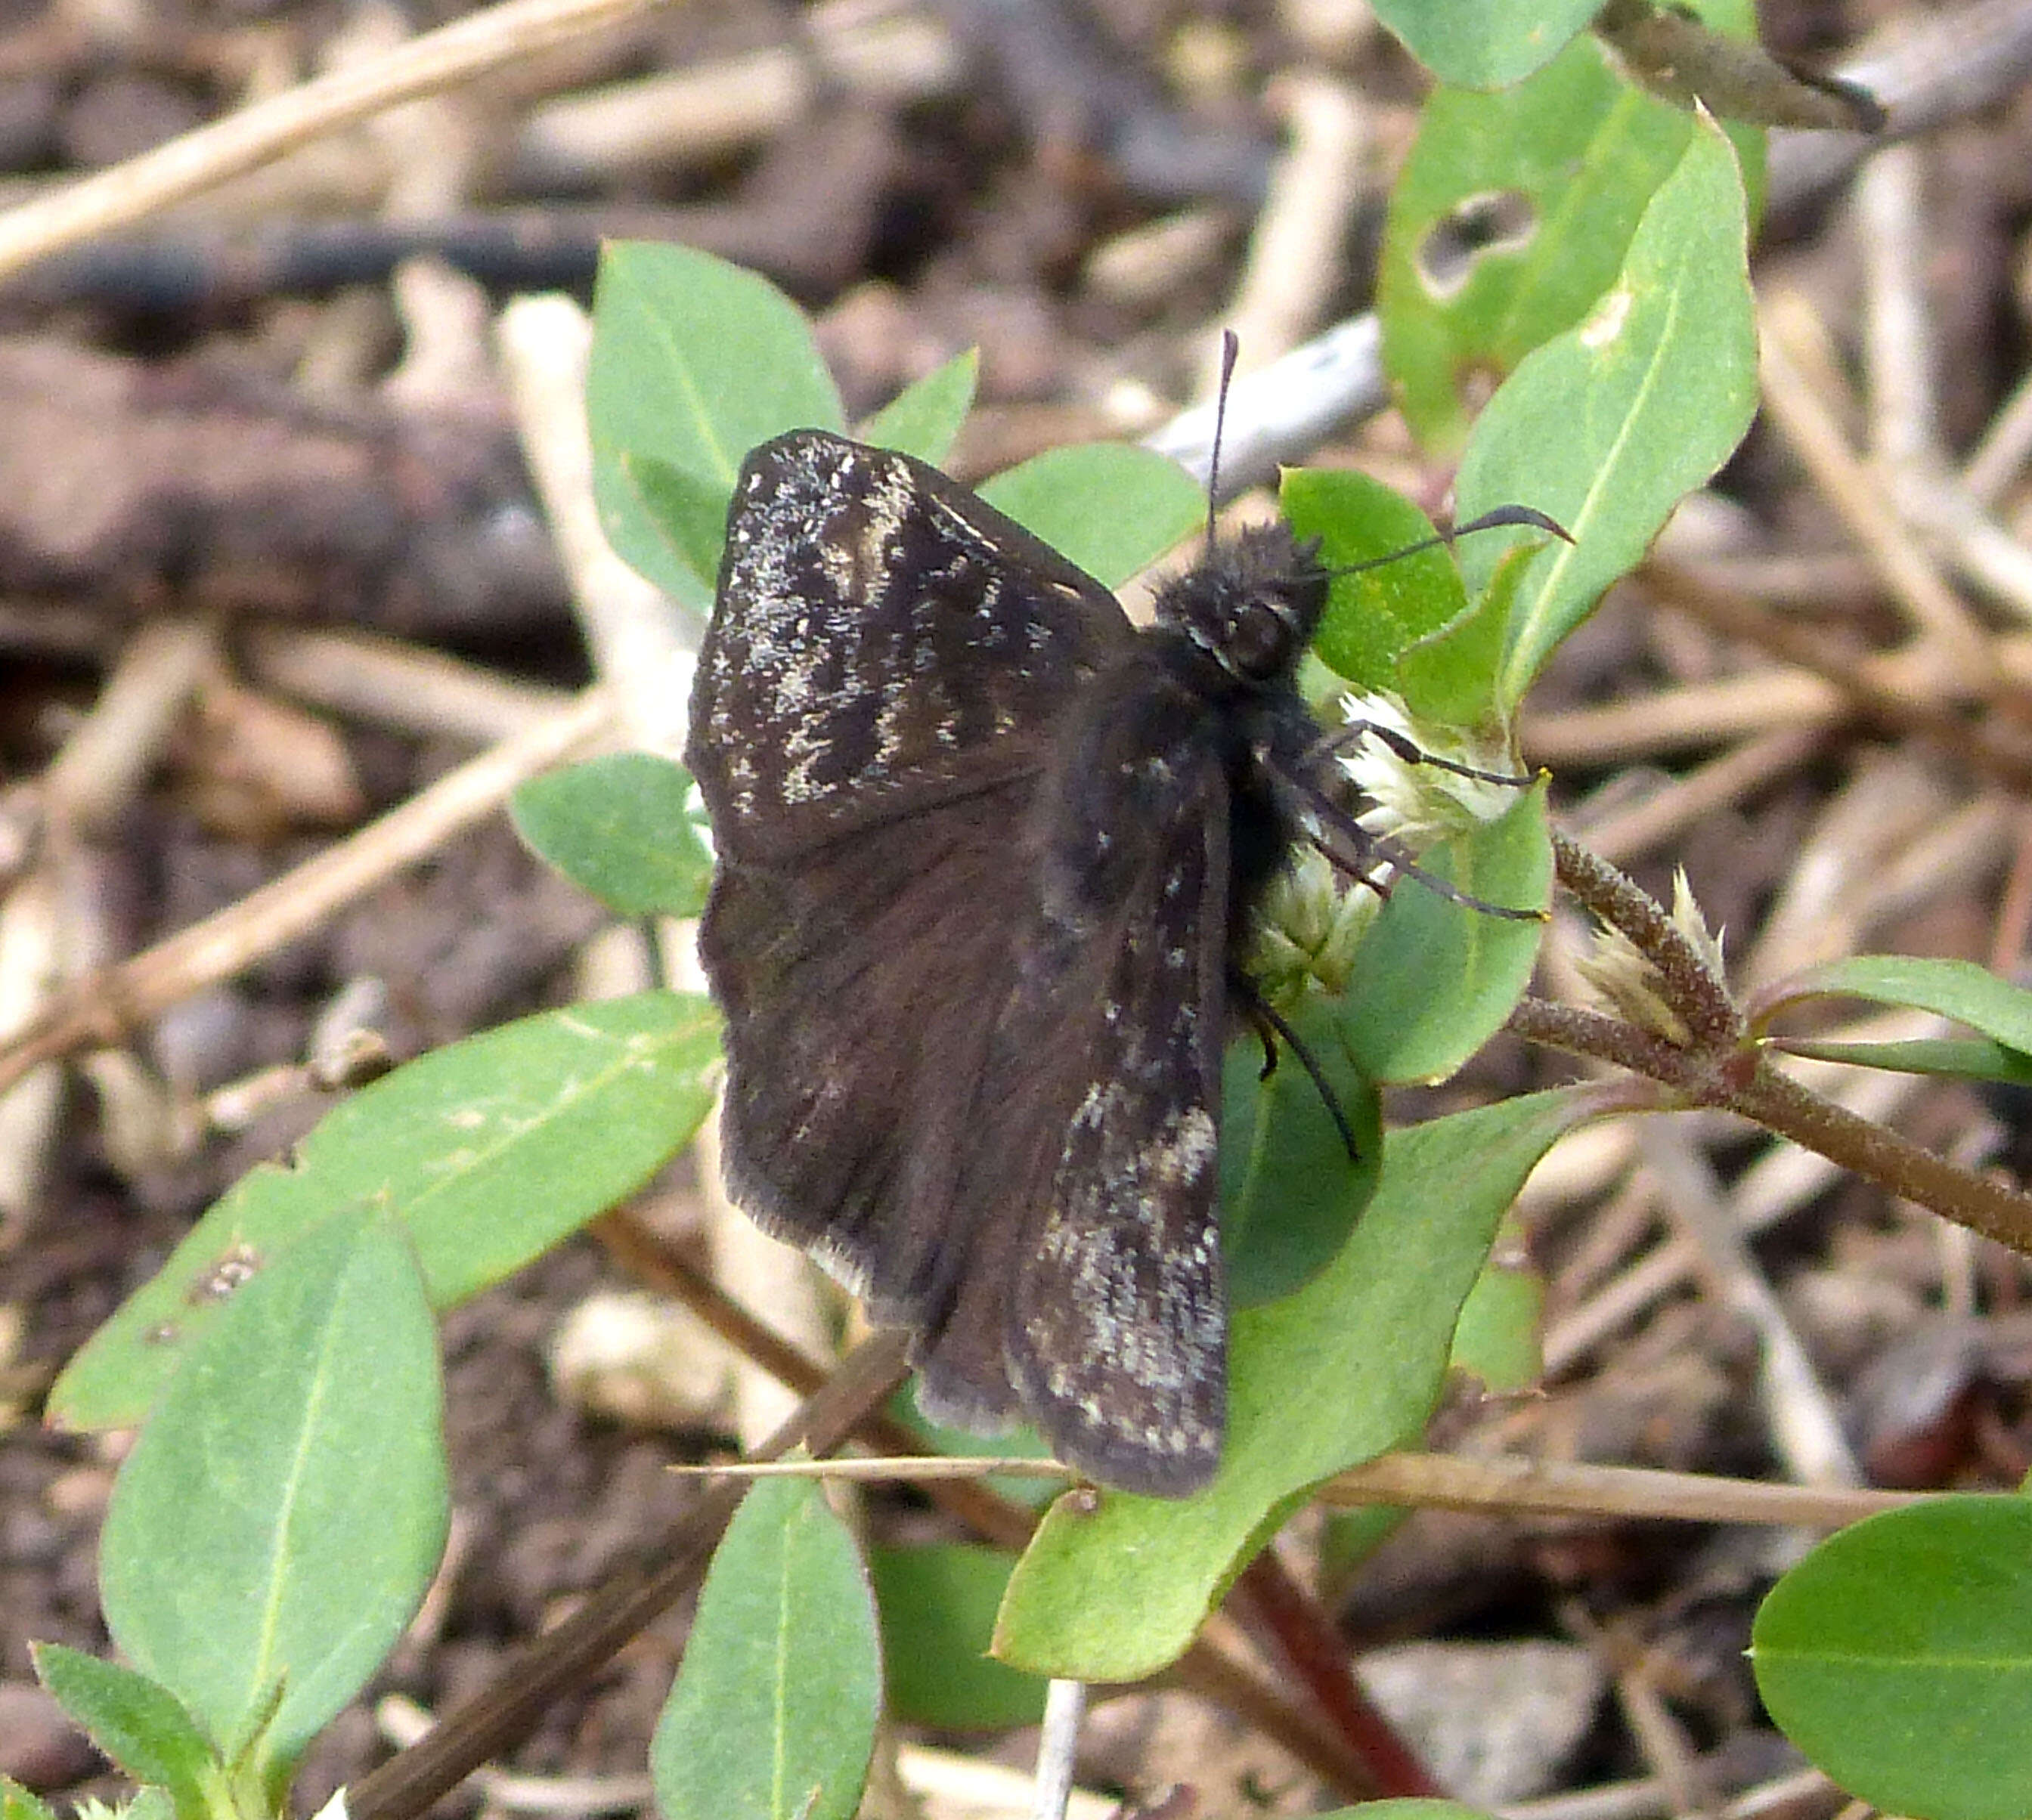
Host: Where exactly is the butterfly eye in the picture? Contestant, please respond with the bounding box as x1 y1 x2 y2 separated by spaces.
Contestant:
1225 599 1295 680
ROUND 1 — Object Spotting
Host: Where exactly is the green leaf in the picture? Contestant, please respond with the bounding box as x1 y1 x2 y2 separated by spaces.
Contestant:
1395 540 1533 728
1282 470 1464 698
1340 782 1551 1085
1379 5 1760 453
1453 114 1758 710
0 1779 60 1820
869 1544 1047 1730
31 1645 216 1808
994 1090 1584 1682
99 1205 449 1781
618 452 734 593
511 752 712 918
1767 1036 2032 1085
1758 956 2032 1057
1449 1248 1544 1392
1219 998 1380 1308
1371 0 1603 89
652 1478 879 1820
588 243 843 609
856 350 978 465
1752 1497 2032 1820
977 444 1203 588
52 992 720 1431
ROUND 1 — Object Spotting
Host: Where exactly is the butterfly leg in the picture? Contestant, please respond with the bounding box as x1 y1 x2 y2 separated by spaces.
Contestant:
1279 774 1544 923
1231 973 1359 1160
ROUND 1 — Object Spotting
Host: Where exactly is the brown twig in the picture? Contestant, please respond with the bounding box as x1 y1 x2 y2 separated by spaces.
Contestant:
0 692 615 1098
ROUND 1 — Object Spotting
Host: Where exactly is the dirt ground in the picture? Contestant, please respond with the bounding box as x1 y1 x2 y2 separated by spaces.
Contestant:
5 2 2032 1816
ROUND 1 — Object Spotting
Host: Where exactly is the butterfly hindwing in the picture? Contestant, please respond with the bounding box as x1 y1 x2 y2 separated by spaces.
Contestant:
702 782 1040 1327
915 653 1235 1495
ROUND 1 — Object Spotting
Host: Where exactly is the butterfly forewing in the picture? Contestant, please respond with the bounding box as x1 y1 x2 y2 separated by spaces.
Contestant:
689 432 1132 862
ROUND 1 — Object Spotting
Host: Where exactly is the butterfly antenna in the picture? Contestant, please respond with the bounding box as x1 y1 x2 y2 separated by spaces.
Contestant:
1303 503 1573 586
1204 329 1241 550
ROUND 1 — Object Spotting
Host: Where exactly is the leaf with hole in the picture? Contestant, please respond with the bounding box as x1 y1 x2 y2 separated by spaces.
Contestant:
1380 1 1759 452
1451 115 1758 710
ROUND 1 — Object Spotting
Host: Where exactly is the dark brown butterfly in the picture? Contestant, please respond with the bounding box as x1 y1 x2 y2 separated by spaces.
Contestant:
686 426 1538 1496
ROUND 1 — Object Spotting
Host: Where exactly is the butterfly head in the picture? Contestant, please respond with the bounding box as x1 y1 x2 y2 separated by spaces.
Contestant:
1153 522 1328 689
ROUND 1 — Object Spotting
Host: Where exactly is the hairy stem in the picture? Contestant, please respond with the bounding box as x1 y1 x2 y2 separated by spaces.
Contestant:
1510 842 2032 1258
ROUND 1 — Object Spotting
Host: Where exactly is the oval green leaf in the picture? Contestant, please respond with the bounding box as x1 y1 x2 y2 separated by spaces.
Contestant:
100 1205 449 1778
652 1478 880 1820
512 752 711 918
1371 0 1603 90
995 1089 1586 1682
1452 115 1758 710
1340 782 1551 1085
1758 956 2032 1057
1219 998 1381 1308
588 242 843 608
869 1543 1047 1730
1753 1497 2032 1820
856 348 978 466
1449 1247 1545 1393
977 444 1203 589
51 992 721 1431
1282 469 1464 698
31 1644 216 1802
